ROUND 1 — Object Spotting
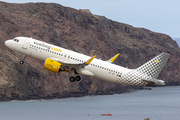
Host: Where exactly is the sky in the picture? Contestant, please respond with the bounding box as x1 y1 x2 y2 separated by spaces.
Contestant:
2 0 180 38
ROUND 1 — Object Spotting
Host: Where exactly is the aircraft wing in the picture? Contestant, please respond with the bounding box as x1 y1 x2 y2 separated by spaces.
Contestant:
49 55 96 69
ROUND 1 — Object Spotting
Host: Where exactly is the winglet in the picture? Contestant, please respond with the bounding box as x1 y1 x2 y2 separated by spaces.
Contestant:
108 53 120 63
86 55 96 64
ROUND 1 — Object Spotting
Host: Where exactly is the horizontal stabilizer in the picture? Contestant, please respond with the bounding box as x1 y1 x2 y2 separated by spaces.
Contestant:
142 79 155 84
142 78 165 86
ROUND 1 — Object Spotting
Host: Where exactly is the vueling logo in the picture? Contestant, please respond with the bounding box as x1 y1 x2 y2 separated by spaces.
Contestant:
51 46 62 52
34 41 62 52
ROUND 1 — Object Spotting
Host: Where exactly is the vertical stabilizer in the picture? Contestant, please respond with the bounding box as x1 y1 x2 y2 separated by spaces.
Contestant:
136 52 170 78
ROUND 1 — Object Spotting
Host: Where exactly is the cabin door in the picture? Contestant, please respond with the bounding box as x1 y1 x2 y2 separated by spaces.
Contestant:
22 39 29 49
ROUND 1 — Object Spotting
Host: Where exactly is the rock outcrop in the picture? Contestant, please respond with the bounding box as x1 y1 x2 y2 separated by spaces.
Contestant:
0 2 180 101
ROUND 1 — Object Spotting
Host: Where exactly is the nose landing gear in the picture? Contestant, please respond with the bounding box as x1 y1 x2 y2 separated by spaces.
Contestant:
20 55 26 64
20 60 24 64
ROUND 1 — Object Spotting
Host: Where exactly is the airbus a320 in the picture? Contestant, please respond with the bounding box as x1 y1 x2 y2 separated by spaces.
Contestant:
5 37 170 86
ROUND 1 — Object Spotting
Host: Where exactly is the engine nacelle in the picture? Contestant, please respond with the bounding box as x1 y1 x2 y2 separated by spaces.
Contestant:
44 58 62 73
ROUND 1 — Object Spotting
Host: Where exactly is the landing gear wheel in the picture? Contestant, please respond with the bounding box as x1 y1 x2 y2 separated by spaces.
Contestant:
75 76 81 81
69 76 75 82
20 55 26 65
20 60 24 64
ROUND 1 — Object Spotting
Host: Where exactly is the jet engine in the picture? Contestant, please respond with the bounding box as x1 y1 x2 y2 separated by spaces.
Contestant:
44 58 63 73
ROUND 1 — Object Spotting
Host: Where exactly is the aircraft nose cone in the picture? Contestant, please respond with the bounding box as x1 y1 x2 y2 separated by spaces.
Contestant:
5 40 9 47
5 40 11 48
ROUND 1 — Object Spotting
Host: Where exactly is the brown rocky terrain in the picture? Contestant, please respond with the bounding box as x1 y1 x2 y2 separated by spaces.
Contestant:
0 2 180 101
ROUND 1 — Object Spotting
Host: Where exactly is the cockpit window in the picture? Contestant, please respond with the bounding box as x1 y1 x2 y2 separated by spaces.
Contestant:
14 39 19 42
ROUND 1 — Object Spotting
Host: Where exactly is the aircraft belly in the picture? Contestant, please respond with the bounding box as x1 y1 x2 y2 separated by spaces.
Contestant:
24 48 46 61
16 47 31 57
91 70 118 83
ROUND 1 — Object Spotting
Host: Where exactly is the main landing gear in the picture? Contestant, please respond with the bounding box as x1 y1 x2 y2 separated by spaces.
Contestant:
20 55 26 64
69 75 81 82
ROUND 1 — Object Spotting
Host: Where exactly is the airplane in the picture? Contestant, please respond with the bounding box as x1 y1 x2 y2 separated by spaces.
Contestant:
5 37 170 86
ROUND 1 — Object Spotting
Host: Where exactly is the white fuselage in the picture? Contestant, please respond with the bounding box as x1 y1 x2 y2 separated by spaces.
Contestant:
5 37 166 86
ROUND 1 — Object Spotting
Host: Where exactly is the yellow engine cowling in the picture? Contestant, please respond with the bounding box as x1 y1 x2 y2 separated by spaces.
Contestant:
44 58 63 73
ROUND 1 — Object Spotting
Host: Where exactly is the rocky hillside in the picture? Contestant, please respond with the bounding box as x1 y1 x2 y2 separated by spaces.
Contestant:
173 38 180 47
0 2 180 101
